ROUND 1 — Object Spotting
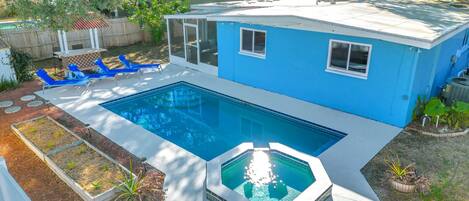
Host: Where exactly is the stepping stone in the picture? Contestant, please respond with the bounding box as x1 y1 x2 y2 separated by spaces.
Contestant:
4 106 21 114
26 100 44 108
0 100 13 108
20 95 36 102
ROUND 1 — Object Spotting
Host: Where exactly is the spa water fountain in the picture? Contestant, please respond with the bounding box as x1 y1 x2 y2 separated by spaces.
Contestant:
207 143 332 201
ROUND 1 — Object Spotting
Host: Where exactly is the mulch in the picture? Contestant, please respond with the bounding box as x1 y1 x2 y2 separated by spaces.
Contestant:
0 80 165 201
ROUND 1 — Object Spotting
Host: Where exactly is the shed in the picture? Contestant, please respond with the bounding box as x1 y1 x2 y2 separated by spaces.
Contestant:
0 38 15 82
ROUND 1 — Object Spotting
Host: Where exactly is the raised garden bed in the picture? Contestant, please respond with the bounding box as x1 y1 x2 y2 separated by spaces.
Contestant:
11 116 131 201
408 122 468 138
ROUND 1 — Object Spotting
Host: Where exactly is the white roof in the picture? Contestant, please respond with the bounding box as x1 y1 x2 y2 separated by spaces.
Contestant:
188 0 469 49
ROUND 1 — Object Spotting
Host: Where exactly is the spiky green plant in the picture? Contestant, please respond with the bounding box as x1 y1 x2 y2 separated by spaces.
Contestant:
384 155 411 181
115 160 142 201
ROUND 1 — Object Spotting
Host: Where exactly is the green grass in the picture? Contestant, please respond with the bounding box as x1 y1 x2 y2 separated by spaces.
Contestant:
362 130 469 201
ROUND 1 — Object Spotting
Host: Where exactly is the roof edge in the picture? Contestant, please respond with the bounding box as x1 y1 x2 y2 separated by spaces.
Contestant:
207 15 438 49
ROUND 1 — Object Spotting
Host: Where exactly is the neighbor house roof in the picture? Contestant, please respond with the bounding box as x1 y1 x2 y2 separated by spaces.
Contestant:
175 0 469 49
72 16 109 30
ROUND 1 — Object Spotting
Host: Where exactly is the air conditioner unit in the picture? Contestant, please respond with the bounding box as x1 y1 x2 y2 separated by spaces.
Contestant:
442 76 469 104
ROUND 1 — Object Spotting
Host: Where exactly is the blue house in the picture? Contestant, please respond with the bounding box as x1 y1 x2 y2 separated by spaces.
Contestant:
165 0 469 127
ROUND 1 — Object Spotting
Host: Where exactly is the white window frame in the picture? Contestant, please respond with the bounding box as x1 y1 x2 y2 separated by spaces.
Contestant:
239 27 266 59
326 39 372 79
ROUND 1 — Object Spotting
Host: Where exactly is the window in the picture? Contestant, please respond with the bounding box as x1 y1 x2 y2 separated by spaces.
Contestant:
327 40 371 78
240 28 266 57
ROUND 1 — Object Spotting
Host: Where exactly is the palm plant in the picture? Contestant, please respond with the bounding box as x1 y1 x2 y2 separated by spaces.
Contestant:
384 155 411 182
115 160 143 201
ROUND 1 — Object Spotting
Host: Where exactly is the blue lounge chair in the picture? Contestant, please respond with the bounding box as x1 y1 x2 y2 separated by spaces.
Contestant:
68 64 119 85
118 54 161 71
68 64 118 80
36 68 90 94
95 58 139 75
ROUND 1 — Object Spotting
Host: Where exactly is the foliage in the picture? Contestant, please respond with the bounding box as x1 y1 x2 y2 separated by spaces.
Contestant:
92 181 102 190
0 77 18 92
11 0 93 31
412 96 427 120
424 98 448 119
115 160 143 201
10 49 33 82
444 101 469 129
123 0 190 43
66 161 77 170
384 155 412 182
90 0 122 16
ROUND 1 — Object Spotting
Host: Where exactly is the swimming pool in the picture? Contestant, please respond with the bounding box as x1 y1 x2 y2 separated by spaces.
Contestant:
101 82 345 160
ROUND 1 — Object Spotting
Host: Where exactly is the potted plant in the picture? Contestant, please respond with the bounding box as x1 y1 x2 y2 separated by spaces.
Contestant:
384 156 418 193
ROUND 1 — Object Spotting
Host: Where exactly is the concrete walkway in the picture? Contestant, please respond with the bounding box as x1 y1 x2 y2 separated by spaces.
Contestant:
37 64 401 201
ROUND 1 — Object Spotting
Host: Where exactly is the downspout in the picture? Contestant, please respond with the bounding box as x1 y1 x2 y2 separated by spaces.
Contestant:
404 47 422 123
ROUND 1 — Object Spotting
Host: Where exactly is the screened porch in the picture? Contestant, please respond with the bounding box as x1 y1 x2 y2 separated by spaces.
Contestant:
166 15 218 75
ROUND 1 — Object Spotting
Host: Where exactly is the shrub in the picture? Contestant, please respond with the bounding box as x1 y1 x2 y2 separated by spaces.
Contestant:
0 77 18 92
444 101 469 129
115 160 143 201
384 156 411 182
11 49 33 82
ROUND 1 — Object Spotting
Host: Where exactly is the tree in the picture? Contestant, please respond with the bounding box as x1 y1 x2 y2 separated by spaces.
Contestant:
10 0 119 31
123 0 189 44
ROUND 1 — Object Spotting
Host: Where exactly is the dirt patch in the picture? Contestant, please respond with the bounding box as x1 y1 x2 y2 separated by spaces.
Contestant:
362 129 469 201
15 117 79 153
50 144 125 196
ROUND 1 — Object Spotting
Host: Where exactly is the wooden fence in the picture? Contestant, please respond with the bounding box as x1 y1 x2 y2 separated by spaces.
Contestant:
0 18 148 60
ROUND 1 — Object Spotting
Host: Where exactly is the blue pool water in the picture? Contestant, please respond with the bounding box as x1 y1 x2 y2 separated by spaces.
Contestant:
101 82 345 160
222 151 315 201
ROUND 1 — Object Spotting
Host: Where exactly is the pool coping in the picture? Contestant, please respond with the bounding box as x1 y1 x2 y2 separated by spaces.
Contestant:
206 142 332 201
36 64 402 201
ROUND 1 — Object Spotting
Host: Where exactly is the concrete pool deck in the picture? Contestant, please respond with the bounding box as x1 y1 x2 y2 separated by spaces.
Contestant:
36 64 401 201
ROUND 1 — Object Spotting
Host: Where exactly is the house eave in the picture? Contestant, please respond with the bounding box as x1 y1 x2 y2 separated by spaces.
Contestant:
207 15 442 49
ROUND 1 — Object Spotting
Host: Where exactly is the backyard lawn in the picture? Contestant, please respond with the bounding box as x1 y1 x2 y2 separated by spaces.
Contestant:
362 129 469 201
33 41 169 79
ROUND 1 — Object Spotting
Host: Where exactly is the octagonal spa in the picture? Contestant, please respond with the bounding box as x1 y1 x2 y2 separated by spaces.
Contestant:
206 143 332 201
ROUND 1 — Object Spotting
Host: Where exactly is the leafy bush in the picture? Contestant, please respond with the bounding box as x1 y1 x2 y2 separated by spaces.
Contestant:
424 98 448 120
124 0 190 44
413 96 427 120
11 49 33 82
444 101 469 129
0 77 18 92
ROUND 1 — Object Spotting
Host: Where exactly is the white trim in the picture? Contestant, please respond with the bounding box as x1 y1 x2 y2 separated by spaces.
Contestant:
166 19 172 56
326 39 371 79
170 55 218 76
165 15 210 19
209 15 469 49
89 29 95 49
61 30 69 53
57 30 64 52
239 27 267 58
93 28 99 49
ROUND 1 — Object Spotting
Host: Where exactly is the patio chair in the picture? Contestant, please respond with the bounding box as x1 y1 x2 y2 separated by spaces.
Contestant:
36 68 90 94
67 64 118 85
95 58 140 78
118 54 162 72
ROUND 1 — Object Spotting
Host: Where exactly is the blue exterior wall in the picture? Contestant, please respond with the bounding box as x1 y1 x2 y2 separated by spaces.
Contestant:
407 28 469 122
216 22 469 127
